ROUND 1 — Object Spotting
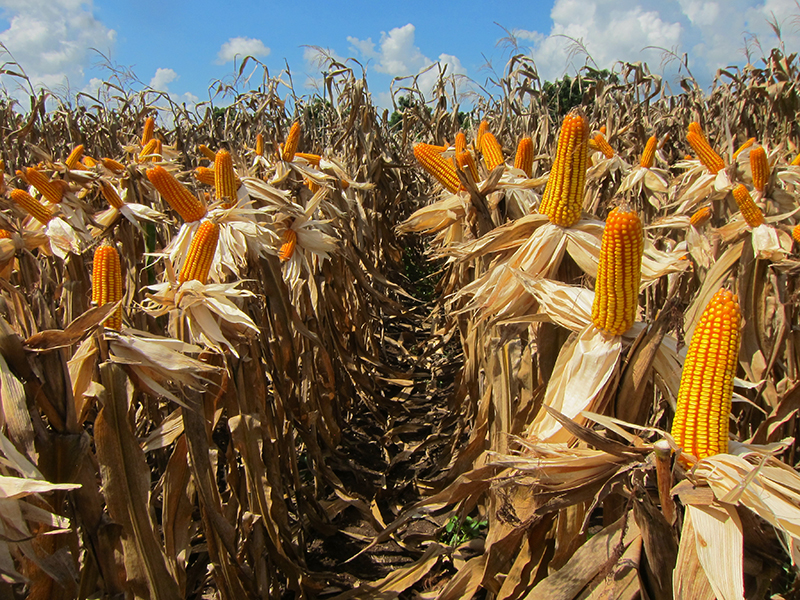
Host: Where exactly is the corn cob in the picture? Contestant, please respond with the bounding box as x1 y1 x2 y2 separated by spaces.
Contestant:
139 138 162 162
792 153 800 167
82 156 98 168
593 132 614 158
295 152 321 167
731 184 764 227
65 145 84 169
514 137 533 178
640 135 657 168
0 229 11 239
688 122 704 138
255 134 264 157
178 221 219 284
476 120 489 152
101 157 126 173
690 205 713 227
539 110 590 227
671 288 740 459
413 143 461 194
481 132 505 172
732 137 756 160
194 167 216 186
10 189 53 225
214 150 238 207
686 130 725 174
92 244 123 330
591 205 644 336
26 168 63 204
141 116 155 146
146 166 207 222
99 180 125 210
198 145 216 161
282 122 301 162
279 228 297 261
793 223 800 243
456 150 479 183
455 132 466 155
750 146 769 192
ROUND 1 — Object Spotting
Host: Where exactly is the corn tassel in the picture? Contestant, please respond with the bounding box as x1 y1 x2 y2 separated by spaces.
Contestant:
214 150 238 207
671 288 740 459
146 166 207 222
101 158 126 173
750 146 769 192
255 134 264 157
593 133 614 158
732 184 764 227
481 132 504 172
10 189 53 225
92 244 123 330
686 130 725 174
198 145 216 161
732 137 755 160
99 180 125 210
640 135 657 168
514 137 533 178
282 122 301 162
26 168 63 204
591 205 644 336
539 110 590 227
456 151 479 183
141 116 155 146
690 206 712 228
279 228 297 261
413 143 461 194
65 145 84 169
179 221 219 285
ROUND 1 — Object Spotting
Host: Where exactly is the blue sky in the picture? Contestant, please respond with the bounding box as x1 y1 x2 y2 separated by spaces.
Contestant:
0 0 797 111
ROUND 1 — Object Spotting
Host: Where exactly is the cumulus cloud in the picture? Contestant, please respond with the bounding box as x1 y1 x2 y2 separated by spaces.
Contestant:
216 36 270 64
510 0 800 87
149 67 178 91
0 0 116 94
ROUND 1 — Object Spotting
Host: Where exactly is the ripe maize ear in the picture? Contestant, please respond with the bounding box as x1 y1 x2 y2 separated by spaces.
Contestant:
92 244 123 330
178 221 219 285
593 133 614 158
792 153 800 167
671 288 740 459
686 130 725 174
282 122 301 162
591 205 643 335
82 156 98 168
214 150 238 207
101 158 126 173
539 109 589 227
688 122 704 138
139 138 162 162
731 184 764 227
456 150 479 183
279 228 297 261
146 166 207 222
295 152 321 167
690 205 712 227
476 120 489 152
514 137 534 178
481 132 505 172
793 223 800 243
65 145 84 169
0 229 11 239
749 146 769 192
413 143 461 194
255 134 264 157
10 189 53 225
732 137 755 160
26 168 63 204
455 132 466 155
141 116 155 146
198 145 216 161
640 135 657 168
194 167 216 186
99 180 125 210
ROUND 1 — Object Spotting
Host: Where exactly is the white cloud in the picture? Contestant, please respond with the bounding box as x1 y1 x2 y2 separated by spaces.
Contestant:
216 36 270 64
0 0 115 94
149 67 177 91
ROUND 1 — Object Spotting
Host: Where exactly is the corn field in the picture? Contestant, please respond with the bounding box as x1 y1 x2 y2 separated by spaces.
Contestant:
1 44 800 600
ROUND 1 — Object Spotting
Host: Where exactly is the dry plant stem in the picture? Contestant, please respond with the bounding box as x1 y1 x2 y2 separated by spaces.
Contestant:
654 440 675 525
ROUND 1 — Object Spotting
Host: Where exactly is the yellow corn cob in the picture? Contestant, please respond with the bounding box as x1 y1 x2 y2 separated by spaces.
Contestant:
690 205 713 227
178 221 219 285
10 189 53 225
139 138 162 162
514 137 533 178
295 152 321 167
671 288 740 459
476 120 489 152
591 205 644 336
456 150 479 183
688 122 704 138
0 229 11 239
99 180 125 210
599 125 606 135
686 130 725 174
455 132 466 155
65 144 84 169
792 153 800 166
750 146 769 192
640 135 657 168
92 244 123 330
26 168 63 204
279 228 297 261
481 132 505 172
194 167 216 186
146 166 207 222
593 133 614 158
141 116 155 146
101 157 126 173
255 134 264 157
282 122 301 162
539 110 590 227
413 143 461 194
732 184 764 227
214 150 238 207
82 156 98 168
305 178 321 193
732 137 755 160
793 223 800 243
198 145 216 161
